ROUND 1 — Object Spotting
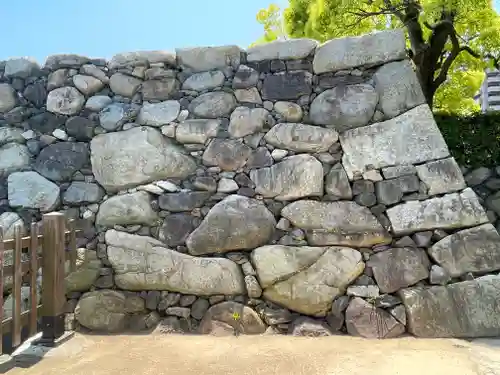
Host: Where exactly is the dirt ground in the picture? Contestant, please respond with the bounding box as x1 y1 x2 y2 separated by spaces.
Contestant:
7 333 500 375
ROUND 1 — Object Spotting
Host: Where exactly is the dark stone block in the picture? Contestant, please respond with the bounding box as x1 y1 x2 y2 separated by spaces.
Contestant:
262 71 313 101
23 80 47 108
65 116 96 141
34 142 90 182
158 191 211 212
28 112 66 134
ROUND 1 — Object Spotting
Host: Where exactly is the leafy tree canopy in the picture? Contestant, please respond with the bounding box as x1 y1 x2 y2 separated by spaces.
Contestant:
255 0 500 115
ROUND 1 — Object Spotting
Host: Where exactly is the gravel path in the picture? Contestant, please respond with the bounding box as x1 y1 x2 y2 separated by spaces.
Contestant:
7 333 500 375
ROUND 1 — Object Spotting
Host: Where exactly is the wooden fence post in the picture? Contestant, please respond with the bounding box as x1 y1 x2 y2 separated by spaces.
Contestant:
39 212 66 346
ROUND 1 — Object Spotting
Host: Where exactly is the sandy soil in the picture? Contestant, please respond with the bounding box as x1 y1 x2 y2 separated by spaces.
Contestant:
7 333 500 375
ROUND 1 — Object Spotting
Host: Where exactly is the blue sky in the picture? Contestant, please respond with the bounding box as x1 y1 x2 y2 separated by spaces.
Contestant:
0 0 287 63
0 0 498 64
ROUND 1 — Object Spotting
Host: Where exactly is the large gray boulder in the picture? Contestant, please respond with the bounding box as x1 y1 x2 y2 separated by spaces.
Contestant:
400 276 500 337
372 59 426 119
136 100 180 126
202 138 252 171
4 58 40 78
186 195 276 255
182 70 225 91
263 123 338 153
75 290 134 332
46 86 85 115
228 107 270 138
340 105 450 179
368 247 430 293
62 182 105 205
345 297 405 339
251 245 364 316
90 126 197 192
109 73 142 97
309 84 378 131
386 188 489 235
7 171 60 212
313 29 406 73
72 74 104 96
96 191 159 227
428 223 500 277
175 119 220 144
250 155 324 201
188 91 237 118
415 157 466 196
0 143 30 177
281 200 391 247
106 230 245 294
65 248 101 293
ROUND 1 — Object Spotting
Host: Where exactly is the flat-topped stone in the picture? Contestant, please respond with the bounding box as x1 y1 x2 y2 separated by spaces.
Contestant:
281 200 391 247
386 188 489 235
340 105 450 179
176 45 242 72
108 50 176 69
246 39 318 62
313 29 406 74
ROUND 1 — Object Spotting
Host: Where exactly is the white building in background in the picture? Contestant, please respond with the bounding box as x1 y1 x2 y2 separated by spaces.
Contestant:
475 69 500 112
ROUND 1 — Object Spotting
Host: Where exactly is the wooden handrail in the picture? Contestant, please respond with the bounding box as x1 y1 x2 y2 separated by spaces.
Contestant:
1 230 82 252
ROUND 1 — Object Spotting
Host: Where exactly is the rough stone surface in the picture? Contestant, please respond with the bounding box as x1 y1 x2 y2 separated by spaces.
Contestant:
75 290 128 332
0 28 497 341
264 123 338 153
313 29 406 74
340 105 450 179
387 188 489 235
368 247 430 293
250 155 324 201
106 230 245 294
199 302 266 334
176 45 242 72
416 157 466 196
428 224 500 277
309 84 378 131
186 195 276 255
90 127 196 192
176 119 220 144
96 191 159 227
189 91 237 118
46 86 85 115
137 101 180 126
252 245 364 316
373 60 426 118
7 171 60 211
400 276 500 338
246 39 318 62
0 143 31 177
0 84 17 113
345 297 405 339
281 200 391 247
34 142 89 182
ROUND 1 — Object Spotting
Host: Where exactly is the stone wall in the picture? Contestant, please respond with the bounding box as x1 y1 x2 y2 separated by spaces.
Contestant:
1 28 500 339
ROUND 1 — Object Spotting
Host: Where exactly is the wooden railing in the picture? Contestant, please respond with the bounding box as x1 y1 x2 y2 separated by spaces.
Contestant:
0 212 79 355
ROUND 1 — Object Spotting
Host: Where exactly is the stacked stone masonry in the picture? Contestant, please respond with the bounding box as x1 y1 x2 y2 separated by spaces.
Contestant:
1 28 500 339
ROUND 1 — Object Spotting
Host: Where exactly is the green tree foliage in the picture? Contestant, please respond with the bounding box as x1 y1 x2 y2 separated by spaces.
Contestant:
255 0 500 114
